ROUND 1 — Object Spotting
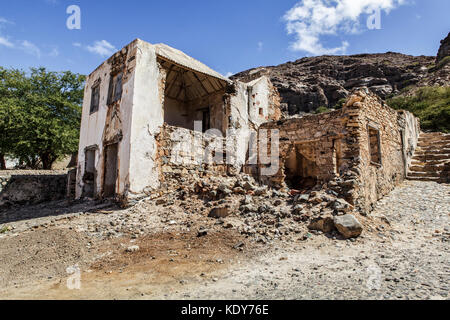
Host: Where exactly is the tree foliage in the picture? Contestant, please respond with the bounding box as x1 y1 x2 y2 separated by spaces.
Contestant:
0 67 85 169
387 86 450 133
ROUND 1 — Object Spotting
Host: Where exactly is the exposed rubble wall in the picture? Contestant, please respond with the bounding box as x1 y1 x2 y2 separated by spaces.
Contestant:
0 171 67 208
259 108 354 189
258 89 420 215
347 92 403 213
156 125 234 187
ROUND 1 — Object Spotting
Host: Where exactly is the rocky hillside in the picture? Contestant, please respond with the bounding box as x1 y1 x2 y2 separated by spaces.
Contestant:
437 32 450 63
232 33 450 116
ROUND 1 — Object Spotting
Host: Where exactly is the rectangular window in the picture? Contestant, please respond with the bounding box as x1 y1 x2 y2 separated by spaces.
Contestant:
90 84 100 114
259 108 264 116
107 72 123 105
368 126 382 165
202 108 211 133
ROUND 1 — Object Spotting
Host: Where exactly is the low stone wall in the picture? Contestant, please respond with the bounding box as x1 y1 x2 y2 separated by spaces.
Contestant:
0 171 68 208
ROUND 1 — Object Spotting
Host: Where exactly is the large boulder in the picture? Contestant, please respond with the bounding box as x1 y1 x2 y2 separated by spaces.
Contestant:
308 216 335 233
333 215 363 239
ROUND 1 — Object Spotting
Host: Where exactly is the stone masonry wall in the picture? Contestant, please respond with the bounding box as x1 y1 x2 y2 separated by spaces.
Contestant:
0 171 68 208
155 125 238 194
258 89 419 215
346 90 414 214
258 108 359 203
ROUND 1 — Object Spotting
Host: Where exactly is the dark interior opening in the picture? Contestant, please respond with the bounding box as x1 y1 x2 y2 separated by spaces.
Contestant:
159 58 227 132
284 144 319 190
82 148 96 198
103 143 118 198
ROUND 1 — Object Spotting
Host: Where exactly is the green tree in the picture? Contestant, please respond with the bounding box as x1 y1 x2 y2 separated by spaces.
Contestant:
0 67 85 169
0 68 28 169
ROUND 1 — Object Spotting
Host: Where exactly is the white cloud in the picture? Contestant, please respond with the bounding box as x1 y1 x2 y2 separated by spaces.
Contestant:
0 17 13 25
72 42 82 47
87 40 117 57
0 17 42 58
20 40 41 58
225 72 234 78
283 0 406 55
0 36 14 48
257 41 263 52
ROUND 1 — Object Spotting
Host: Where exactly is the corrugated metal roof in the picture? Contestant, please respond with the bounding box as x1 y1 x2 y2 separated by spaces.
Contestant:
154 43 230 83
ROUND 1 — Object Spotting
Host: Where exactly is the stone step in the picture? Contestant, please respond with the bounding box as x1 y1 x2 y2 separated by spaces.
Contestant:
417 141 450 148
409 165 445 172
417 147 450 153
406 175 441 182
413 152 450 160
420 132 450 137
411 160 449 166
412 154 450 161
407 171 441 178
418 137 450 144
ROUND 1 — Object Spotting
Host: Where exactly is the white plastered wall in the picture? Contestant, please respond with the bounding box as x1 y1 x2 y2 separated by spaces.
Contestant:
248 76 271 127
75 41 138 199
127 40 164 196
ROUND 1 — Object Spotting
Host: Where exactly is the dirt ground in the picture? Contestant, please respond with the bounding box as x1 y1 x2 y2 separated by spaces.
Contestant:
0 180 448 300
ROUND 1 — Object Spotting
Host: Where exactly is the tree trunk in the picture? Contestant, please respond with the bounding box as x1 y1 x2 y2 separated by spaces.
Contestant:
0 154 6 170
41 153 56 170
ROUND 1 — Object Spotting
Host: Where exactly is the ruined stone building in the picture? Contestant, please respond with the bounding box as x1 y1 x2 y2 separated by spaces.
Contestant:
75 39 280 202
256 90 420 214
76 39 423 215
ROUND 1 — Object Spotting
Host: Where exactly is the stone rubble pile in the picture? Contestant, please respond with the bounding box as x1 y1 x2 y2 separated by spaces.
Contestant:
153 169 364 242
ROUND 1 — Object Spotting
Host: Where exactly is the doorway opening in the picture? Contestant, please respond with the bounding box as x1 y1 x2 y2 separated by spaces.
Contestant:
103 143 118 198
82 148 96 198
284 144 319 190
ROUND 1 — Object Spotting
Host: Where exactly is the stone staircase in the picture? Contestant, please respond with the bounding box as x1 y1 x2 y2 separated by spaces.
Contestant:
407 132 450 183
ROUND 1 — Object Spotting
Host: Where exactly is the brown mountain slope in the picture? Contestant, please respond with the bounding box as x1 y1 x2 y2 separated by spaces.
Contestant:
232 34 450 116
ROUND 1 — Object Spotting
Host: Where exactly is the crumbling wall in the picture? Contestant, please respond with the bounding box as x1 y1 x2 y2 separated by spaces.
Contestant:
0 171 67 208
127 40 164 199
76 40 139 200
248 76 282 126
156 125 236 189
345 90 409 213
258 89 419 215
259 108 357 192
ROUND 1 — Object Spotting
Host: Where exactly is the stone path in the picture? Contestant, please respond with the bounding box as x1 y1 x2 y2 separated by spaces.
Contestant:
162 181 449 300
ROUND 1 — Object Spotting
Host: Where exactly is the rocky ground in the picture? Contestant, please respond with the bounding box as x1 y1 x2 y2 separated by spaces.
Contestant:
0 180 448 300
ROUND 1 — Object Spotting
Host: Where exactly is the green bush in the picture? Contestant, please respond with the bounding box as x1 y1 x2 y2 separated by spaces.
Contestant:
387 86 450 133
314 106 331 114
333 98 347 110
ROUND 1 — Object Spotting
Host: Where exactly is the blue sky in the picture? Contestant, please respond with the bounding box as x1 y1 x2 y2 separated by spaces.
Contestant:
0 0 449 76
